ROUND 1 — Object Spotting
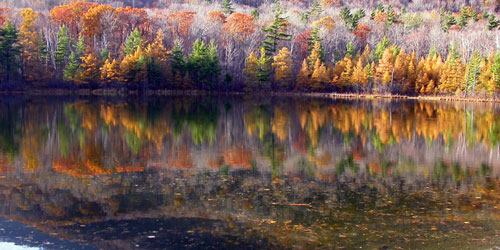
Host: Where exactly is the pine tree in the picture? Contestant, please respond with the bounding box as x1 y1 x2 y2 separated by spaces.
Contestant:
465 51 481 95
63 52 79 82
262 9 291 56
256 47 272 87
272 47 293 89
0 21 22 84
124 28 142 55
55 25 71 73
296 59 310 91
345 42 355 58
187 39 221 89
221 0 234 15
487 15 499 30
374 37 390 61
171 41 186 78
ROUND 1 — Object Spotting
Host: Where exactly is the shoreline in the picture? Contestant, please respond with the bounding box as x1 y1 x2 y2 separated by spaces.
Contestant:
0 88 499 104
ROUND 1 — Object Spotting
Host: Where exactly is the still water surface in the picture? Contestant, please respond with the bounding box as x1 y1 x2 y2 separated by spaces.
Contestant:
1 96 500 249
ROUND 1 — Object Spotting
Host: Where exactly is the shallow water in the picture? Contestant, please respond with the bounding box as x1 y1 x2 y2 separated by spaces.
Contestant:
1 96 500 249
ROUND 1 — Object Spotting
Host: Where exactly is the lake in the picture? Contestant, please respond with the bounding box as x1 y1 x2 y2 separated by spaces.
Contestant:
1 95 500 249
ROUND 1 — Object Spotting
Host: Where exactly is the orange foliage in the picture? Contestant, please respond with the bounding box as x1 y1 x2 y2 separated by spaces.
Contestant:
50 1 99 34
223 146 253 168
0 8 9 26
353 24 371 44
223 13 256 40
116 6 150 37
169 10 196 38
82 4 115 40
207 10 226 24
374 12 389 22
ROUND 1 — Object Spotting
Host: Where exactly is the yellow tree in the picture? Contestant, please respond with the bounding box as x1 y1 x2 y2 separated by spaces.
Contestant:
19 8 46 83
243 51 259 91
119 46 147 85
145 29 169 64
75 53 100 85
100 58 119 84
308 41 323 68
338 56 354 88
376 47 395 86
439 48 465 95
351 57 368 88
393 49 407 83
272 47 293 89
296 59 310 91
311 59 329 91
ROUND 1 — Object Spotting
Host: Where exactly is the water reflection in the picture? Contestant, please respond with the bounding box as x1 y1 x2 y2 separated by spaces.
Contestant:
1 96 500 249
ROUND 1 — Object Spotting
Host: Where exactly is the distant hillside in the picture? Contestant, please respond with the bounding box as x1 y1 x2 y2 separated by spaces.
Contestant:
0 0 496 12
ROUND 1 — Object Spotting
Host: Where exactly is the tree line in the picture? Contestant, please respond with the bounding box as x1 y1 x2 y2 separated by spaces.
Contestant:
0 1 500 96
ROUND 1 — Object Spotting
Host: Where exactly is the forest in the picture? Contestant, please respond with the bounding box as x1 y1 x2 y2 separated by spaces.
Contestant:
1 0 500 96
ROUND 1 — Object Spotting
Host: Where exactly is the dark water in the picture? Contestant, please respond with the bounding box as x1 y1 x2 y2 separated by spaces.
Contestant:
1 96 500 249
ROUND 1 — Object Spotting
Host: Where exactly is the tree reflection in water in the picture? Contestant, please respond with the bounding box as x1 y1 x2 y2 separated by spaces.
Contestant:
0 96 500 249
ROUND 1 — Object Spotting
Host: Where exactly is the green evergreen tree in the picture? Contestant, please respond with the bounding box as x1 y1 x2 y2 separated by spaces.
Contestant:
63 52 79 82
346 42 355 58
124 28 142 55
262 9 291 56
251 9 260 20
307 27 322 48
257 46 272 87
0 21 21 84
187 39 221 89
465 51 481 95
374 37 390 61
75 35 86 59
55 25 71 73
340 6 365 31
488 15 499 30
458 13 469 28
171 41 186 76
221 0 234 15
491 53 500 90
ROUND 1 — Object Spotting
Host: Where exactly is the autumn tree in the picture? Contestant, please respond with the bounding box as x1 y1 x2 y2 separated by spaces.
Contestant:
119 46 147 85
296 59 310 91
75 53 100 85
100 58 119 84
144 29 169 87
224 13 256 40
439 45 465 95
244 47 272 91
272 47 293 89
19 9 45 83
